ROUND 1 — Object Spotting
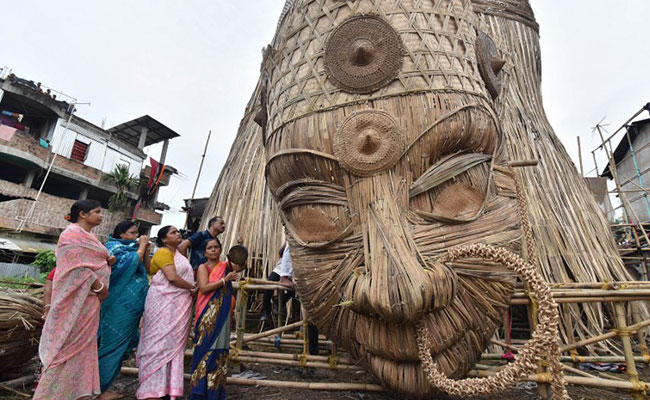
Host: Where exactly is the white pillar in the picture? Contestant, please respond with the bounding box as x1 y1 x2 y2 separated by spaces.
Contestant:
160 138 169 164
23 169 36 188
138 127 148 150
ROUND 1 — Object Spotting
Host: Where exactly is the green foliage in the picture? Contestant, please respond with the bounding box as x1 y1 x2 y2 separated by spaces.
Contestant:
31 250 56 274
106 164 140 212
0 275 46 288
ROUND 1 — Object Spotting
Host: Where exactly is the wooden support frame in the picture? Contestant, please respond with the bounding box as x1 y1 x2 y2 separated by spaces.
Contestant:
179 278 650 397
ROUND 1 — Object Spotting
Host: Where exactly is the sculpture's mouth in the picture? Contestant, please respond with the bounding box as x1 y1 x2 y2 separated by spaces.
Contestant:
348 272 515 398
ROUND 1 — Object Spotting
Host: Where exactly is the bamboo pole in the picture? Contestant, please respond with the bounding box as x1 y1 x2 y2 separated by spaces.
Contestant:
236 349 354 365
234 287 249 350
469 369 650 391
511 289 650 298
511 296 650 305
236 336 332 347
235 320 304 345
529 281 650 289
302 306 309 358
561 317 650 353
120 367 384 391
614 302 645 400
562 364 598 380
0 385 29 398
577 136 583 177
232 355 362 371
481 353 650 364
0 375 37 388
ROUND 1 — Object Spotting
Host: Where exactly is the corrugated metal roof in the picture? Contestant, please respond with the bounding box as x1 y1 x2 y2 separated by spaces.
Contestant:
0 262 40 279
0 237 56 253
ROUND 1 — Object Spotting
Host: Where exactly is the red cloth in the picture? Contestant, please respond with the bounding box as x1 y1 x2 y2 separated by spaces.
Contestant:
46 267 56 281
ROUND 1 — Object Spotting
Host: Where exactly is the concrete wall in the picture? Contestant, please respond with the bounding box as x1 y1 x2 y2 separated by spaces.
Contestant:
617 122 650 223
50 118 143 177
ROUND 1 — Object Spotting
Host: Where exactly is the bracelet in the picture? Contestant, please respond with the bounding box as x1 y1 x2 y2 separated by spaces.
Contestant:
92 281 105 293
221 278 226 287
43 304 51 309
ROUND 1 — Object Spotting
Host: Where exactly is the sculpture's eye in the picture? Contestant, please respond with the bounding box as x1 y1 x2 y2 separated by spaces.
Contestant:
266 153 351 246
324 14 403 94
409 152 492 223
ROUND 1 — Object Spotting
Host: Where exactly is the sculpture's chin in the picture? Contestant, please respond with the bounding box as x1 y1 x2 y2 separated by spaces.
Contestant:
347 281 512 398
359 322 487 399
365 352 436 399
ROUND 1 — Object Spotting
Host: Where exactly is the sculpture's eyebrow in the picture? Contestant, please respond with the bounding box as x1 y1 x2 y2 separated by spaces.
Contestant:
265 149 343 191
267 148 337 164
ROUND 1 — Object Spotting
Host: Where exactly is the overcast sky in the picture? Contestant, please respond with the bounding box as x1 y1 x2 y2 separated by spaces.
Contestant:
1 1 649 232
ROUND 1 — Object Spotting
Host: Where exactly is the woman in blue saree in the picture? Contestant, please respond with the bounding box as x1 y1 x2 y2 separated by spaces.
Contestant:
190 240 247 400
98 220 150 400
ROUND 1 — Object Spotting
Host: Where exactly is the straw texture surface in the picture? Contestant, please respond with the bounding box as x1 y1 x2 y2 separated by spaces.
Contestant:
201 0 644 397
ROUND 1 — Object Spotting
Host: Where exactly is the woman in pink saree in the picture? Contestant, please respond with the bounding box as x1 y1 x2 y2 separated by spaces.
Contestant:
34 199 113 400
137 225 197 400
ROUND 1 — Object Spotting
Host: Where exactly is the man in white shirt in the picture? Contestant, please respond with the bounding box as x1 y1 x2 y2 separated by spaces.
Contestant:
261 246 286 321
278 244 294 289
277 244 319 355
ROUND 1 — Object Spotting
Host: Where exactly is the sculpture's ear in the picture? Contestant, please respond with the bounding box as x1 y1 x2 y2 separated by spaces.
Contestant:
254 45 273 145
253 80 268 145
475 31 506 100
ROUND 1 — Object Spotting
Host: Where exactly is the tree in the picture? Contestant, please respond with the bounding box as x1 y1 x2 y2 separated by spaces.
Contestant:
32 250 56 274
106 164 139 212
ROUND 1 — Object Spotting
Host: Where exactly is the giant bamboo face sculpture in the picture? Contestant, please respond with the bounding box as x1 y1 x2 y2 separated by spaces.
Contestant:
262 0 532 396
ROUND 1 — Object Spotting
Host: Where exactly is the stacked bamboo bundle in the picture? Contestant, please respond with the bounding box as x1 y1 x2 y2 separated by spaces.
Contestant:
201 0 644 397
0 288 42 374
471 0 644 351
201 81 285 279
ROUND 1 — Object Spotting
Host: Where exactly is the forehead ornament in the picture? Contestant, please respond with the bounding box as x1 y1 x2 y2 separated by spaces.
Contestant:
324 14 403 94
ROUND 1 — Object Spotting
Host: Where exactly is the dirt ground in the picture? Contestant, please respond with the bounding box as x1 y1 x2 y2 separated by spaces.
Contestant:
0 359 636 400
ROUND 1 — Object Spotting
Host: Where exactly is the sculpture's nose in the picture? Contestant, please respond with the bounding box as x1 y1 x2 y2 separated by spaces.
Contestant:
347 172 457 323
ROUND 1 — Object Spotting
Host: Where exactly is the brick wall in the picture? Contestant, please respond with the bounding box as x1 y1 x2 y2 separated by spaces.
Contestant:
0 179 127 240
0 129 102 181
133 206 163 225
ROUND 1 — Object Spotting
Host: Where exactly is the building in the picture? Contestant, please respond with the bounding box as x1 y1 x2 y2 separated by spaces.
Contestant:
585 177 615 222
0 72 179 262
602 114 650 223
182 197 210 235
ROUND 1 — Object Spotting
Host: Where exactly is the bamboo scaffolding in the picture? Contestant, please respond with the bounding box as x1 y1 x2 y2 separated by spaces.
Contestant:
120 367 384 392
481 354 650 364
235 320 304 346
232 355 362 371
470 369 650 392
236 350 355 365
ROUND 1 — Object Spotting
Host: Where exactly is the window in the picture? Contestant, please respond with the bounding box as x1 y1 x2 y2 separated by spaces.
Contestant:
70 139 89 162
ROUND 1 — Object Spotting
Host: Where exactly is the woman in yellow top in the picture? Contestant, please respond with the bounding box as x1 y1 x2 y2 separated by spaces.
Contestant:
149 245 173 276
136 226 197 399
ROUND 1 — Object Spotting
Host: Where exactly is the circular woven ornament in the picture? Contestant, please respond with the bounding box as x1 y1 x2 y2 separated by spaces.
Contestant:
334 109 404 176
227 245 248 266
324 14 403 94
